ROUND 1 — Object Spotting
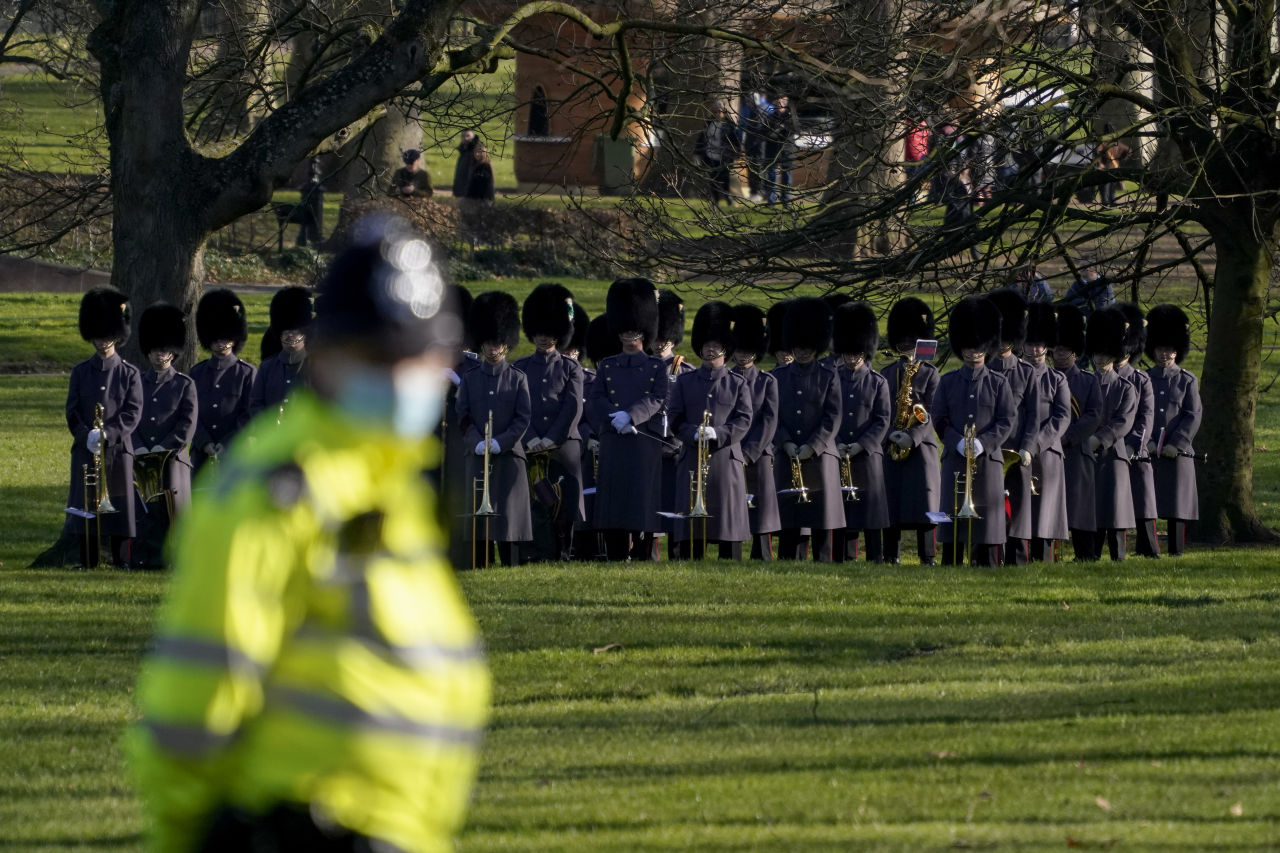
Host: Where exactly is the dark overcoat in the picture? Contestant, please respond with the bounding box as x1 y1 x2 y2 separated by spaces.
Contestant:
189 354 256 469
880 358 941 526
248 353 309 420
1117 362 1157 519
733 364 780 535
442 353 480 567
669 364 753 542
1094 368 1137 529
1148 365 1202 520
658 355 696 537
65 353 143 538
1019 362 1071 541
835 362 891 530
514 349 585 524
992 352 1035 538
577 366 600 532
132 367 198 513
771 360 845 531
1060 363 1103 531
587 352 667 532
457 359 532 542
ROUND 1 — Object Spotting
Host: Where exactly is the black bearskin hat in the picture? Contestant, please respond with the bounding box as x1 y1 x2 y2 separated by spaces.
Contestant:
692 301 735 356
606 278 659 344
732 304 767 358
566 303 590 355
586 314 621 367
196 288 248 353
450 285 474 351
823 292 853 314
656 290 685 346
138 303 187 355
1024 303 1058 347
782 297 834 354
987 288 1027 348
887 297 934 351
1145 304 1191 364
1114 301 1146 361
78 287 131 345
832 301 879 356
269 285 313 332
1055 304 1086 356
766 301 791 355
948 296 1001 356
261 328 281 361
1086 306 1128 360
522 283 576 346
469 291 521 351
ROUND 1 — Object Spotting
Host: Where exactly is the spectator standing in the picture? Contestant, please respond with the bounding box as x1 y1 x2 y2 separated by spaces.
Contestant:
695 104 741 206
739 91 775 202
452 129 480 197
1096 124 1131 206
390 149 433 198
295 157 325 248
1062 259 1115 313
1014 263 1053 303
764 95 800 205
459 143 496 246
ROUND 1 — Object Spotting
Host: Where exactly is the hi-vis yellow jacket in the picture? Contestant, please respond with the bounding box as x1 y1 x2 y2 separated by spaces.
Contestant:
129 392 491 853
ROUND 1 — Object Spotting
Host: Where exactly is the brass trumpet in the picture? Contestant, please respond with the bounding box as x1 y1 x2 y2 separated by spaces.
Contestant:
790 454 811 503
91 403 116 515
839 450 858 502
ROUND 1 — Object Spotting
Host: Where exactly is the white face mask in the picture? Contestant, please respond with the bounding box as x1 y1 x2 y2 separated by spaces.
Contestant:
333 363 446 438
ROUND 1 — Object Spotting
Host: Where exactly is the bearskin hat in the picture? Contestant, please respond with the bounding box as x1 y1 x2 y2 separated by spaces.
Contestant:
656 290 685 346
887 297 934 351
1024 303 1058 347
1086 306 1128 360
823 292 853 314
766 301 791 355
1055 304 1086 356
269 285 313 332
692 301 735 356
196 288 248 353
261 328 281 361
78 287 131 345
1113 301 1146 361
138 303 187 356
522 283 576 347
566 303 590 356
469 290 521 351
606 278 659 344
450 285 474 350
948 296 1002 356
732 304 768 358
832 301 879 356
586 314 621 367
1145 304 1191 364
782 297 834 354
987 288 1027 348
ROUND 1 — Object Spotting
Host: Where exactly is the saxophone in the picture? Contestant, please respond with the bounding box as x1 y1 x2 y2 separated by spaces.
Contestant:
889 358 930 462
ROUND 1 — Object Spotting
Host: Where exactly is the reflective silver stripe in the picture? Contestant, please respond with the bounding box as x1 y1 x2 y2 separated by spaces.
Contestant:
293 624 486 667
143 719 238 756
266 686 483 747
151 635 266 676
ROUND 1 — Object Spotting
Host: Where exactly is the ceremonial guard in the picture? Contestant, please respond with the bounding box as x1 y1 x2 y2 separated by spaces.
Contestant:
931 297 1015 567
66 287 143 568
772 298 844 561
987 288 1036 564
130 304 198 569
440 285 479 571
248 285 312 420
1145 304 1202 556
573 314 621 561
190 288 255 471
1115 302 1160 556
1052 305 1103 560
832 301 890 562
1018 304 1071 561
587 278 669 561
730 304 781 560
766 300 794 367
1085 307 1138 561
653 290 693 557
881 297 942 565
514 283 585 561
456 291 532 566
669 302 754 559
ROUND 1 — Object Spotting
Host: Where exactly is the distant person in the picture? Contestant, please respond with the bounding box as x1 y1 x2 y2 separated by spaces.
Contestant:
1013 263 1053 303
459 143 496 246
390 148 433 198
739 91 775 202
1062 259 1115 312
695 104 741 206
452 128 480 197
1096 124 1131 206
295 157 325 248
764 95 799 204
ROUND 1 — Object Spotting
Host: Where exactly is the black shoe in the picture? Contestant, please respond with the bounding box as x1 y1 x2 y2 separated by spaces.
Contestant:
921 558 938 567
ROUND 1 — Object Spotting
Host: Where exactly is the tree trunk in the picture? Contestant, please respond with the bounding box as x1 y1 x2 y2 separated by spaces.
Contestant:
1195 220 1278 543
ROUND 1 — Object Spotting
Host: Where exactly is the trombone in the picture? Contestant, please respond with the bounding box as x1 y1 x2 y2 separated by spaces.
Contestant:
684 411 712 558
951 422 981 565
80 403 117 568
471 411 498 570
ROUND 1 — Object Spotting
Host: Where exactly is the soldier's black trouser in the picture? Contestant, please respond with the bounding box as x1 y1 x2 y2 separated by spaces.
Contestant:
1070 529 1098 561
671 539 742 561
1162 519 1188 555
1030 538 1056 563
834 529 884 563
942 541 1001 567
882 525 937 563
779 528 833 562
1133 519 1161 557
1096 529 1127 561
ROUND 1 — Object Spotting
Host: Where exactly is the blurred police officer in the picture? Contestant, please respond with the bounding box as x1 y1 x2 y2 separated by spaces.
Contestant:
1019 304 1071 561
730 304 781 560
1052 305 1103 560
189 288 255 472
1145 305 1202 556
1086 307 1138 561
248 285 313 420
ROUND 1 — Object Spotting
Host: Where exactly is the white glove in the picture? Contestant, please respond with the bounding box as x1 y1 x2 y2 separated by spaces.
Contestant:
956 437 984 457
526 437 545 452
1018 450 1032 467
610 410 631 431
847 441 864 456
488 438 501 454
587 438 600 453
1161 444 1179 459
1086 435 1103 454
835 442 849 455
212 442 224 456
86 429 103 454
697 425 717 442
474 441 487 455
446 368 461 386
782 441 799 458
150 444 166 454
797 444 815 461
203 442 217 456
888 430 912 450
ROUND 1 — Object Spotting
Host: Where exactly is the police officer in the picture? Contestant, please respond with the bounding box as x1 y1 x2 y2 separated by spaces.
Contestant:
1114 302 1160 557
1086 307 1138 561
514 283 584 561
669 302 754 560
573 314 621 561
248 285 312 420
772 298 844 562
1019 304 1071 561
931 296 1015 567
987 288 1036 564
1052 305 1103 560
130 217 490 853
65 287 143 568
587 278 669 562
881 297 942 565
190 288 255 472
130 303 198 569
832 301 890 562
1145 304 1202 556
730 304 781 560
456 291 533 567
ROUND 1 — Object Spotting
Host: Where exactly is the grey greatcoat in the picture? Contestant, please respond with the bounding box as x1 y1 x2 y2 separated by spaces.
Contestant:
514 349 586 524
931 364 1015 546
248 353 309 420
1117 362 1157 519
991 352 1035 539
658 355 696 536
669 364 754 542
835 362 891 530
1019 362 1071 541
880 358 941 526
587 352 668 532
1094 368 1137 529
132 366 198 513
771 360 845 531
65 353 143 538
1148 365 1202 520
1060 363 1103 531
456 359 532 543
733 363 780 535
189 354 256 470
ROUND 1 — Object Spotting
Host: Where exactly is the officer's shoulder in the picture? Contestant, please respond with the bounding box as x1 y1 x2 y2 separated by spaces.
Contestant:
1179 367 1197 382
